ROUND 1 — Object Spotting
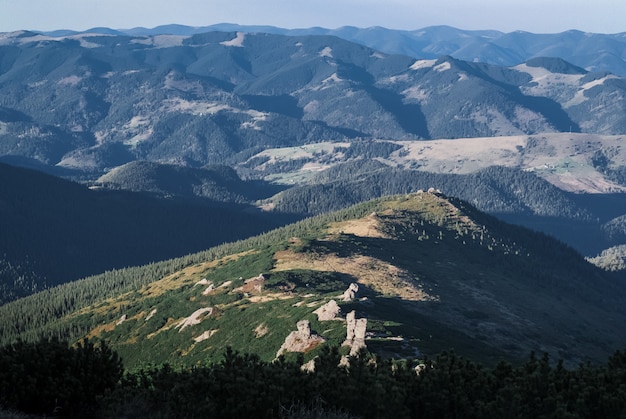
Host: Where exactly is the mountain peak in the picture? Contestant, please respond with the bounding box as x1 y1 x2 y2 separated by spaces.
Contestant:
525 56 587 74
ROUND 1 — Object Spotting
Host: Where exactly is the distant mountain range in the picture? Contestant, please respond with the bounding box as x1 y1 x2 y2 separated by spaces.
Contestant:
1 28 626 178
0 162 289 304
38 24 626 77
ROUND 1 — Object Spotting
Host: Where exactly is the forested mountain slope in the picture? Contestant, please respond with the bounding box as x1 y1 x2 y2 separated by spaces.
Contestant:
2 192 624 369
0 162 288 304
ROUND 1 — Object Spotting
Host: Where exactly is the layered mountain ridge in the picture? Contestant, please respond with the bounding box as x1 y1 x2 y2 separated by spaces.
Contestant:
34 24 626 77
1 30 626 178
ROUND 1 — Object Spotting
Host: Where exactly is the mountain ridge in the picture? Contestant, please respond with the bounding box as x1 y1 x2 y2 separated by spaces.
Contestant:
2 29 626 179
1 192 624 369
29 24 626 77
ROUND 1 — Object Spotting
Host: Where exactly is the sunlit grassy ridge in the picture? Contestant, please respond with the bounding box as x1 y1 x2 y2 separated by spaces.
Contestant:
2 192 625 369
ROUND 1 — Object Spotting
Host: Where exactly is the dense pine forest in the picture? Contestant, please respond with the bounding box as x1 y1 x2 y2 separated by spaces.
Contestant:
2 338 626 418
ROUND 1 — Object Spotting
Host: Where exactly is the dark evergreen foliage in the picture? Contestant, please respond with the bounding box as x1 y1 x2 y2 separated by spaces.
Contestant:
4 339 626 418
0 338 122 417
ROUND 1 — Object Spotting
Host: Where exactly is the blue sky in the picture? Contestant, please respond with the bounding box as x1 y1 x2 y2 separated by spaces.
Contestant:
1 0 625 34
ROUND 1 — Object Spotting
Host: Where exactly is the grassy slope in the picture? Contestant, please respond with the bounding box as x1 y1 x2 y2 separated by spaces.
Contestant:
2 192 625 370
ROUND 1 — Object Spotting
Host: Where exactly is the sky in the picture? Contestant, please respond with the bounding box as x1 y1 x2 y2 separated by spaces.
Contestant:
1 0 625 34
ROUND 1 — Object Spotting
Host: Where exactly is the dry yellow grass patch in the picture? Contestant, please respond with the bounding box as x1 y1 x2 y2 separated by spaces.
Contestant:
273 249 436 301
146 317 181 339
326 212 389 239
73 251 259 321
255 323 269 338
139 250 259 299
247 293 295 303
85 321 117 339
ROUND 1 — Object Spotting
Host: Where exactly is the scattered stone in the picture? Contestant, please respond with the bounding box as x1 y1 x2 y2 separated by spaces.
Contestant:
339 355 350 368
195 278 210 286
202 284 216 295
176 307 213 332
145 308 157 321
313 299 341 321
255 323 269 338
116 314 127 326
234 274 265 294
276 320 325 358
301 358 316 373
342 310 367 355
341 283 359 301
193 329 218 343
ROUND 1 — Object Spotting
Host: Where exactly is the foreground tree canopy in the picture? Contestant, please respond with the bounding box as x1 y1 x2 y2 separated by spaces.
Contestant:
2 339 626 418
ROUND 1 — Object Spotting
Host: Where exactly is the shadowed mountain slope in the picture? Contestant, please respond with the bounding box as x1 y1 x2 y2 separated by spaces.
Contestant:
0 162 288 304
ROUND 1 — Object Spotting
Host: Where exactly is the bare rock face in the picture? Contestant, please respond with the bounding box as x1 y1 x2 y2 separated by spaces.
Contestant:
176 307 213 332
341 283 359 301
193 329 218 343
276 320 325 358
145 308 157 321
343 310 367 355
234 273 265 294
202 284 216 295
313 299 341 321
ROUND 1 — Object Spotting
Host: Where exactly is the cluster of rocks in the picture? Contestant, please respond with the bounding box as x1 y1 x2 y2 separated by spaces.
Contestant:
176 307 213 332
313 299 341 321
278 282 369 361
343 310 367 356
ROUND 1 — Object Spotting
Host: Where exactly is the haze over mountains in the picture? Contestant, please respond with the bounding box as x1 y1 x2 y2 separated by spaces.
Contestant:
1 23 626 376
40 24 626 77
2 28 626 177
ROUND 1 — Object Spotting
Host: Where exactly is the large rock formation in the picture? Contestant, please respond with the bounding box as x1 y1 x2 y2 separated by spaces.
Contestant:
343 310 367 355
176 307 213 332
313 299 341 321
276 320 325 357
341 283 359 301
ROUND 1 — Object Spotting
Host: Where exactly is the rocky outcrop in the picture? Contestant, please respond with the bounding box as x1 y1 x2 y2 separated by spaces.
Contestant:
145 308 157 321
193 329 218 342
202 284 216 295
343 310 367 355
276 320 325 357
341 283 359 301
176 307 213 332
313 299 341 321
195 278 210 286
234 274 265 294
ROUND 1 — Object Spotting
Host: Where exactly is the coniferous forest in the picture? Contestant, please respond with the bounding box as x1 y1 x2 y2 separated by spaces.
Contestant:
2 338 626 418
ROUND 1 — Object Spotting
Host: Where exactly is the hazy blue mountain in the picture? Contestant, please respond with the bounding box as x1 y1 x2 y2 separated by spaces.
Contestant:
1 29 626 178
78 24 626 77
